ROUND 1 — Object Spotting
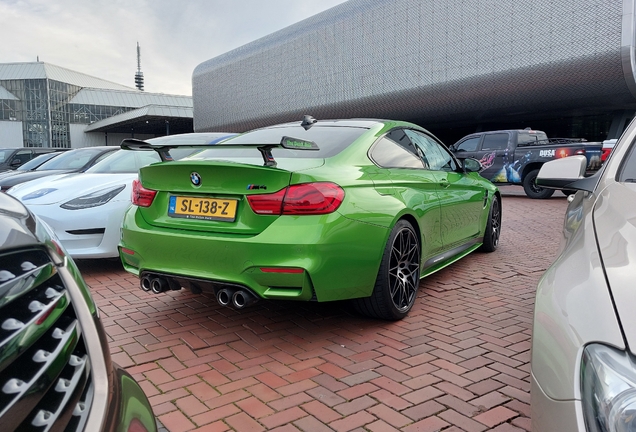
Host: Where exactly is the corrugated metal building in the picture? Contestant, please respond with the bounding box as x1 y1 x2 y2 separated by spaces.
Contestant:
193 0 636 142
0 62 193 148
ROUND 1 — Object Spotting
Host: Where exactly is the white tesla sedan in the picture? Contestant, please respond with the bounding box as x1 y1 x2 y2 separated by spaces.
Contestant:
8 133 234 259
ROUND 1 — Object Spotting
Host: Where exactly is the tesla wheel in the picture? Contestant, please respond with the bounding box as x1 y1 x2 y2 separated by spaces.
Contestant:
354 220 421 320
480 195 501 252
522 169 554 199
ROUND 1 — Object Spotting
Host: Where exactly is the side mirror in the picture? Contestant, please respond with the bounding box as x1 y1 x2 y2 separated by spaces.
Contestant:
536 155 597 192
462 158 482 173
10 159 22 167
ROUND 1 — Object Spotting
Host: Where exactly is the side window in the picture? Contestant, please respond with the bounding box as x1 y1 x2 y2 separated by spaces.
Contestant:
455 137 480 152
11 150 32 165
406 130 457 172
385 129 419 156
482 133 509 150
370 137 424 169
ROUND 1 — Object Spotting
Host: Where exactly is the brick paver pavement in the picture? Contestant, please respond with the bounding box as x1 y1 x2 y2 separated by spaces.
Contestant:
78 186 568 431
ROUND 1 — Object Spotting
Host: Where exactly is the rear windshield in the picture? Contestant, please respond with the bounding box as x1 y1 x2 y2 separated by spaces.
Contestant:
190 125 368 160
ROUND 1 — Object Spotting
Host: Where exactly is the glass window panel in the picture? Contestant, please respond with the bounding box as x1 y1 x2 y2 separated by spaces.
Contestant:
455 137 480 152
406 130 457 171
370 137 424 168
482 133 509 150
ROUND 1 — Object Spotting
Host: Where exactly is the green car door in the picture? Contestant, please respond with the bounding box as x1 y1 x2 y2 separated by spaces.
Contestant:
405 129 486 250
368 129 444 262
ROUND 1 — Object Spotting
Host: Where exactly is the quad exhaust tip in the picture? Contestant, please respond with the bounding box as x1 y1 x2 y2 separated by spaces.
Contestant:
140 275 152 292
140 274 175 294
140 274 259 309
216 288 259 309
150 277 168 294
232 289 258 309
216 288 233 307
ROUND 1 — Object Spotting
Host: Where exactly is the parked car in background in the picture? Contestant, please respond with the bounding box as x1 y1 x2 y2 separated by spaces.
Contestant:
449 128 602 198
119 117 501 320
601 138 617 162
531 118 636 431
0 192 156 431
0 146 118 192
0 151 66 181
8 133 234 259
0 147 61 171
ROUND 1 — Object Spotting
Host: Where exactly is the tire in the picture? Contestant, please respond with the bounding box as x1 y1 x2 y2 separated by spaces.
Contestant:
479 195 501 252
353 220 421 320
522 169 554 199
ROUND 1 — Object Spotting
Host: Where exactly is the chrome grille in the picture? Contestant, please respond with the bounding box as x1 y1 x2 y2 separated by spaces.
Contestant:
0 248 93 432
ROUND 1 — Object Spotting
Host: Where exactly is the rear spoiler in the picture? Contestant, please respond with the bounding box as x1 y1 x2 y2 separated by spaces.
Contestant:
121 136 319 167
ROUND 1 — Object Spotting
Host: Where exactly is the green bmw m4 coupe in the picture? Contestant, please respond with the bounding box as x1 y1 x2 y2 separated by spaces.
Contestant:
119 117 501 320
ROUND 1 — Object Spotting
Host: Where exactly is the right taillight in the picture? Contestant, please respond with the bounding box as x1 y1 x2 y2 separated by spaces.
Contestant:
131 179 157 207
601 148 612 162
247 182 344 215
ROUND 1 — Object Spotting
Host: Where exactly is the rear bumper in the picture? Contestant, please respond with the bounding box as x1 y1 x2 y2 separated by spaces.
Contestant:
119 206 389 302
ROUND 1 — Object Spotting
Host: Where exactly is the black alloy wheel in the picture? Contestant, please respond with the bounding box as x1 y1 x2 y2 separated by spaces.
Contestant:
480 195 501 252
388 224 420 312
354 220 421 320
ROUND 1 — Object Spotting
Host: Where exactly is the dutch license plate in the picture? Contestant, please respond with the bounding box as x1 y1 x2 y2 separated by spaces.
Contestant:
168 196 238 221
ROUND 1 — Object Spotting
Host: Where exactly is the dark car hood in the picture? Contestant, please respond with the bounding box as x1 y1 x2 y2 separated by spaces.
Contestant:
593 181 636 356
0 169 71 189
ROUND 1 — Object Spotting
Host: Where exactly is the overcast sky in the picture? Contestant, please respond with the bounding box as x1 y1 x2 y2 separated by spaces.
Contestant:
1 0 349 96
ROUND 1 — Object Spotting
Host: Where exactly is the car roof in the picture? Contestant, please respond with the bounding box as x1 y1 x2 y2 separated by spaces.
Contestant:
261 119 386 129
68 146 114 150
0 147 59 152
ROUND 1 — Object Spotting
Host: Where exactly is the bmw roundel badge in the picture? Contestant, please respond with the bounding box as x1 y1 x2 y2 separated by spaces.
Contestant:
190 172 202 186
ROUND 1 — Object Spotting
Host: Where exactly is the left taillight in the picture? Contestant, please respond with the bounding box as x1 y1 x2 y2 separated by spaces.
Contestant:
247 182 345 215
131 179 157 207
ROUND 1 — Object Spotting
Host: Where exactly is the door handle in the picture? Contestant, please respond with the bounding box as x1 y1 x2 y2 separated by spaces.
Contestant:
440 179 450 188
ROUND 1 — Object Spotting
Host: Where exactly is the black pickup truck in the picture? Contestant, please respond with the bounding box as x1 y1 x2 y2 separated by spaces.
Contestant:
449 129 602 198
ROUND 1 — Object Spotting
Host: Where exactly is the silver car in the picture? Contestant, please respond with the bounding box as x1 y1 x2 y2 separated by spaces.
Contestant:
531 119 636 431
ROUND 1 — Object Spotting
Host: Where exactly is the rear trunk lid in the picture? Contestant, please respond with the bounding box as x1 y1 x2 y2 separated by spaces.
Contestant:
137 159 322 235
